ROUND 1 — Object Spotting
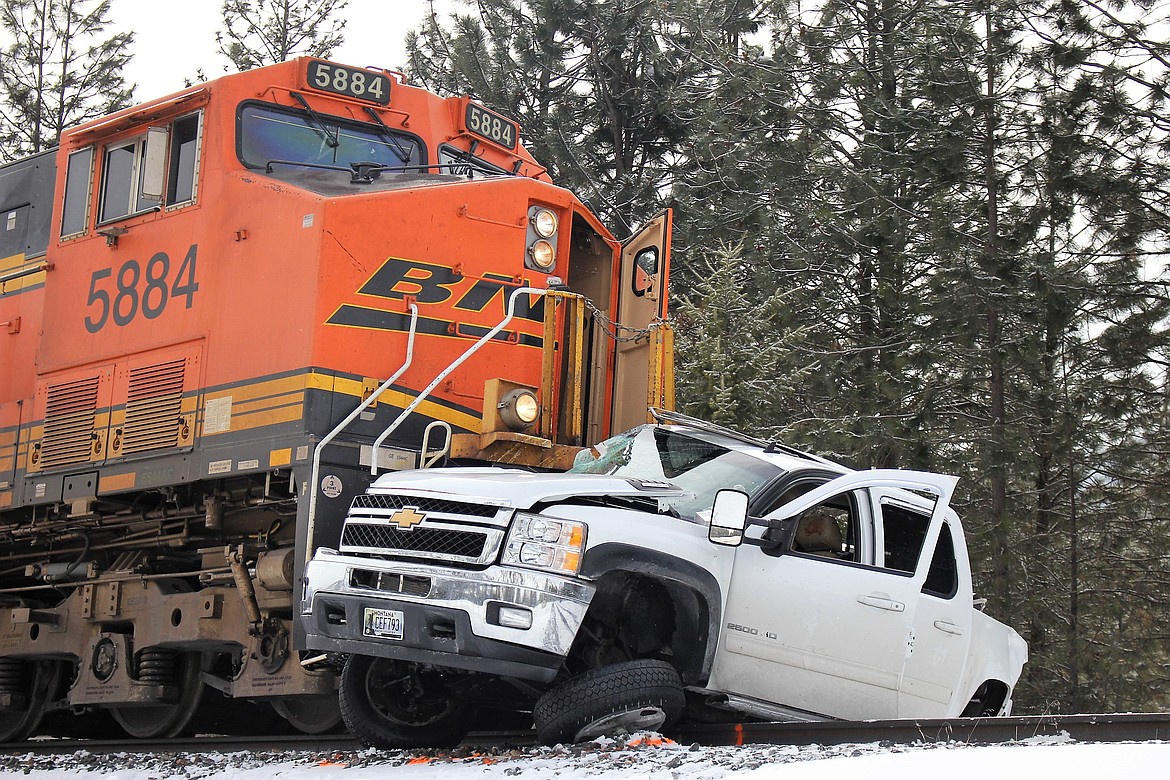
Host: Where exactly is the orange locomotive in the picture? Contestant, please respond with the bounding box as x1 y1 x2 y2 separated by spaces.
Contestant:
0 58 672 740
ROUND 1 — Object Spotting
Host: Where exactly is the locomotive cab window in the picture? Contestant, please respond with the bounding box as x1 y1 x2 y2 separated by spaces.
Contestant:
167 113 202 206
238 102 425 174
437 143 507 179
99 133 158 223
97 111 203 225
60 146 94 237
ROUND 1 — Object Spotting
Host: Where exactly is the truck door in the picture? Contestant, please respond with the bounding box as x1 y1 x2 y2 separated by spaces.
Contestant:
611 210 671 433
898 516 974 717
708 470 956 721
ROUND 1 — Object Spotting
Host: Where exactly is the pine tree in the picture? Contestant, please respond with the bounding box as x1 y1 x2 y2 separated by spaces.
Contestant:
0 0 133 159
217 0 346 72
407 0 701 230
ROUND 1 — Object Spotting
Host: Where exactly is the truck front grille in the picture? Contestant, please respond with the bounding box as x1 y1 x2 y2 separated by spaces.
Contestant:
341 523 488 560
339 490 510 566
351 493 500 518
349 569 432 597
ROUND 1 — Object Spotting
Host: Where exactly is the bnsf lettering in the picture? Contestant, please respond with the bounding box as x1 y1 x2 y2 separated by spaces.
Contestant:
357 258 542 320
84 244 199 333
359 257 459 304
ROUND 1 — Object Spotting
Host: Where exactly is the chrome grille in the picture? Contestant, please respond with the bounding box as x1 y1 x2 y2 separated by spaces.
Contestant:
342 523 487 558
349 569 432 597
341 491 510 565
340 521 502 565
351 493 500 518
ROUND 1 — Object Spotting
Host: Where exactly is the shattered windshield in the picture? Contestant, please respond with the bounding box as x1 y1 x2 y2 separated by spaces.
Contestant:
568 426 783 522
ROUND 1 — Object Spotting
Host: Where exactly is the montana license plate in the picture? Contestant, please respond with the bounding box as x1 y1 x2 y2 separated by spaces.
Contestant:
362 608 404 640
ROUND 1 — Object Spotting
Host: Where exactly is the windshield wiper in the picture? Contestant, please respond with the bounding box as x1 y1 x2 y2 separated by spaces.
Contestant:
290 91 339 148
364 106 414 164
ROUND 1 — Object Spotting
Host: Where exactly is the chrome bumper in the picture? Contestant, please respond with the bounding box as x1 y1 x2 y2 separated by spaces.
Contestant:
300 550 594 679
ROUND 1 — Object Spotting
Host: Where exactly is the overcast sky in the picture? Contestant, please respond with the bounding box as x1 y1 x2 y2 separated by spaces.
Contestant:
114 0 453 101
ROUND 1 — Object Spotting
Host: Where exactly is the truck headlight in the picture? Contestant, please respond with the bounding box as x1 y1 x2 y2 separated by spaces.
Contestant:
502 513 586 575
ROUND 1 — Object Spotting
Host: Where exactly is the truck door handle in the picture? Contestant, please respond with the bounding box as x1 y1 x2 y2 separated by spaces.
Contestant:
933 620 964 636
857 594 905 612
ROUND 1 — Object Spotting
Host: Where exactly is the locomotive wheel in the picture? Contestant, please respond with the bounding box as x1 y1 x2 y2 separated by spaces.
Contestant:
272 694 343 734
0 659 61 743
110 651 204 738
339 655 469 749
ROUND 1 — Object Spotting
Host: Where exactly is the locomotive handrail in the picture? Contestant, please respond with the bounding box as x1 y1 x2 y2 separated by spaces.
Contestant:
0 260 51 286
368 286 548 475
304 303 419 565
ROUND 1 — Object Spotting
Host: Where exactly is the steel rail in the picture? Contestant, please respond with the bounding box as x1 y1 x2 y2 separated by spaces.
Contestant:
4 713 1170 756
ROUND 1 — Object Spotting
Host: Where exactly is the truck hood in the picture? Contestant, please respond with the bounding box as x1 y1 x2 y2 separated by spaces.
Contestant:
366 467 683 509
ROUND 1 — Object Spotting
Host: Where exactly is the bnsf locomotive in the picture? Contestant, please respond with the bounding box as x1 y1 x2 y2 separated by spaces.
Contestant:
0 58 672 740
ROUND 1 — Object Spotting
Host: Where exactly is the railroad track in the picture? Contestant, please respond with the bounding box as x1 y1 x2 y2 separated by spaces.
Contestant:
2 713 1168 756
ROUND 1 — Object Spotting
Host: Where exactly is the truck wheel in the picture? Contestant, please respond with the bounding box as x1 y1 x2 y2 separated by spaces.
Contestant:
339 655 469 749
533 659 685 745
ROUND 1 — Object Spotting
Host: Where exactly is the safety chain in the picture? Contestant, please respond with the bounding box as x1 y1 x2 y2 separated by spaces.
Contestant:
581 296 662 343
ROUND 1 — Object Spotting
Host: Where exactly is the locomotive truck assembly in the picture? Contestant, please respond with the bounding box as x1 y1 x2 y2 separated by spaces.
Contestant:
0 58 673 740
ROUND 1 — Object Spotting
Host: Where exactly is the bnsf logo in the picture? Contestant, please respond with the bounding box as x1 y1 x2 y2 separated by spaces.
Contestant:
327 257 544 344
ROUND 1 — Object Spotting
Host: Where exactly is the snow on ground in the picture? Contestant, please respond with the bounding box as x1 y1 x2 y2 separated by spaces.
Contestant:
2 735 1169 780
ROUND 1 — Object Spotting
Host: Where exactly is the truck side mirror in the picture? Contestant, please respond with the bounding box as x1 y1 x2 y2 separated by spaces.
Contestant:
709 489 748 546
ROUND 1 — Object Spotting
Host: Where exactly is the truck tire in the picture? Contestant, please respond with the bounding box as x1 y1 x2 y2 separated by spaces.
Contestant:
533 659 685 745
339 655 469 749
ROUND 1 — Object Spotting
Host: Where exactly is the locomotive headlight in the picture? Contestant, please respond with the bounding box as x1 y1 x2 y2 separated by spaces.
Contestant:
498 388 540 430
529 239 556 270
526 205 559 272
502 513 587 576
531 208 558 238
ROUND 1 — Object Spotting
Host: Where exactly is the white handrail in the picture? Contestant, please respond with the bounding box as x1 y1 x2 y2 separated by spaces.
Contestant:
421 420 452 468
369 286 545 475
304 303 418 565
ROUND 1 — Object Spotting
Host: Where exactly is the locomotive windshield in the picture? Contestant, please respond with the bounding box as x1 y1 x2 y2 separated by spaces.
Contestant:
238 102 425 172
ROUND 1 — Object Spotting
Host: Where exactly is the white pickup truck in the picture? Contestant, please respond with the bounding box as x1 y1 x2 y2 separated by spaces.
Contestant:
300 412 1027 747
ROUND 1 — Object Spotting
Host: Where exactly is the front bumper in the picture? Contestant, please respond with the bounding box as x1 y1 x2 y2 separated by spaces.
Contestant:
301 550 595 682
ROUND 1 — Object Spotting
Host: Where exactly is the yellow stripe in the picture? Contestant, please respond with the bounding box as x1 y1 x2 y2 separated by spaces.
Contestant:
0 252 28 272
225 403 304 433
231 390 305 414
0 270 46 295
13 369 487 467
231 371 482 433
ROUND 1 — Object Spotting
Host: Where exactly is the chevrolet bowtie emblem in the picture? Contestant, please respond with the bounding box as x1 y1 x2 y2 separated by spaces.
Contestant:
389 507 426 530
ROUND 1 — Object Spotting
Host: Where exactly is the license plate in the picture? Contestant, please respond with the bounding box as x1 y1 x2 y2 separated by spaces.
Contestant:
362 608 404 640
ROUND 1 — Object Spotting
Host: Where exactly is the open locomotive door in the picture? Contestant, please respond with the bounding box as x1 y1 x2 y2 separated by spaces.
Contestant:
611 210 673 433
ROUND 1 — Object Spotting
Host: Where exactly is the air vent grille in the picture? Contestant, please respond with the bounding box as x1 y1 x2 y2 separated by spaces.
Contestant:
120 359 185 455
39 377 100 468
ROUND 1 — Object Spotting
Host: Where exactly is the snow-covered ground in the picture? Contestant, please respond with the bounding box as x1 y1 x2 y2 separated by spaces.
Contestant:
2 735 1168 780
